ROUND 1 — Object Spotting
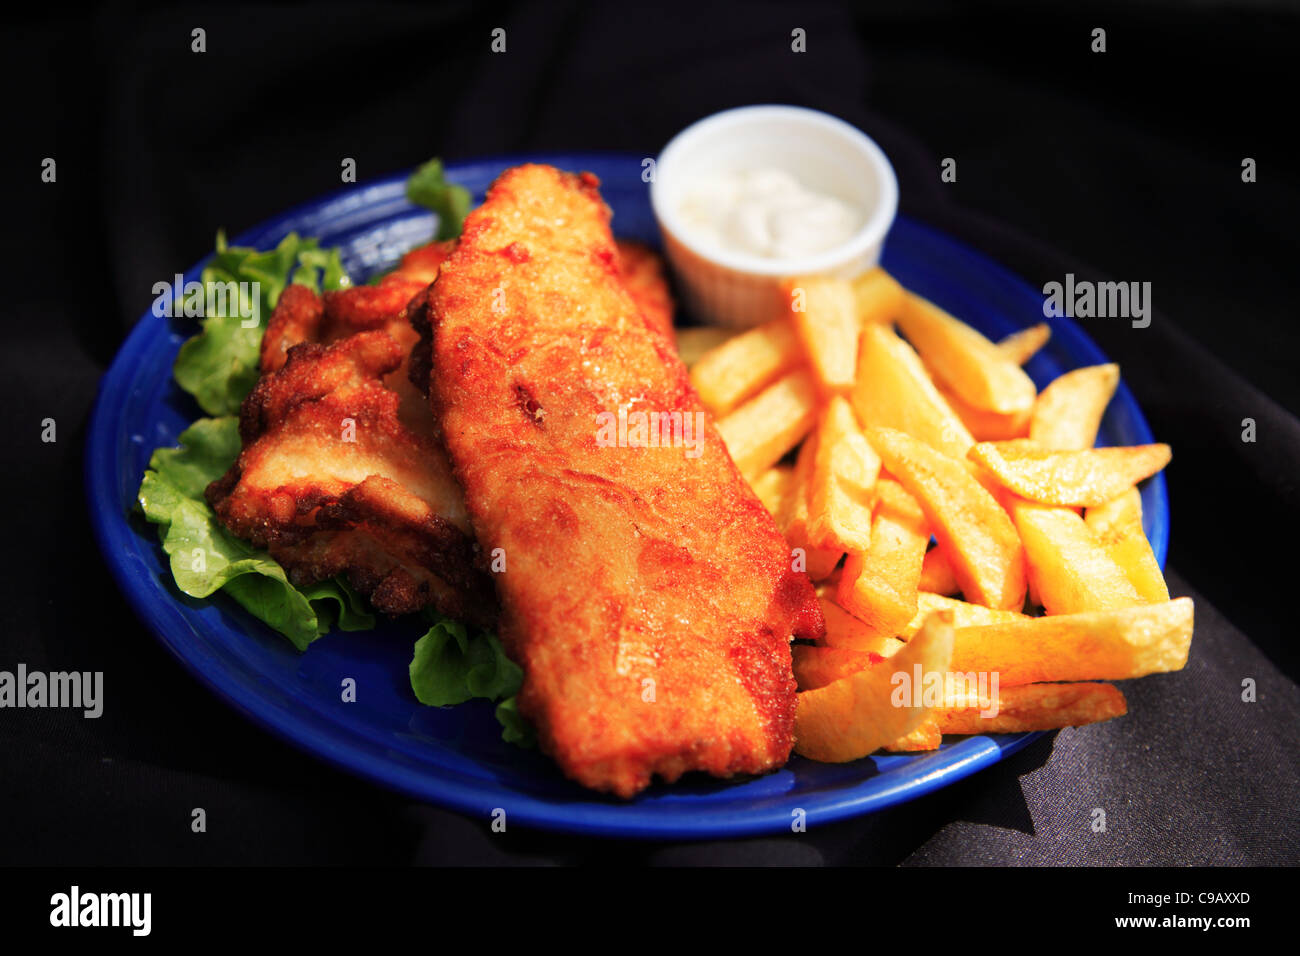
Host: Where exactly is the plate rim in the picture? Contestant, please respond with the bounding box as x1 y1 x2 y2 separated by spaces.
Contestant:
85 152 1167 839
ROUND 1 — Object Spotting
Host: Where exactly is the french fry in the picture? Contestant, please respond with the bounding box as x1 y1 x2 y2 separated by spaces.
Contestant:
997 323 1051 366
900 591 1029 639
785 277 860 392
938 383 1032 441
716 367 818 478
898 292 1037 415
793 644 874 691
937 682 1127 734
675 325 737 368
783 432 843 581
920 545 961 595
852 267 905 325
806 397 880 553
969 439 1171 508
795 611 956 762
792 635 904 691
852 323 974 460
749 465 796 523
870 427 1027 610
884 713 943 752
816 395 881 498
949 598 1194 685
816 590 906 654
1085 488 1169 603
836 479 929 634
1008 496 1142 614
689 316 801 415
1030 363 1120 450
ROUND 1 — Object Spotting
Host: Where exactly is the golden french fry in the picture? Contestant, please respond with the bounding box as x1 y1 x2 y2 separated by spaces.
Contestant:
997 323 1051 366
1030 363 1120 450
852 267 905 325
938 383 1032 441
884 713 943 752
716 367 818 478
1085 488 1169 603
816 590 906 654
675 325 737 368
817 395 881 498
795 611 956 762
950 598 1194 685
792 638 900 691
970 439 1171 508
783 432 843 580
870 427 1027 610
689 316 801 415
852 323 974 460
836 479 929 634
900 591 1029 639
937 682 1127 734
807 397 879 553
920 545 961 595
1008 496 1142 614
749 465 796 523
898 292 1037 415
874 474 927 525
785 277 860 392
792 644 872 692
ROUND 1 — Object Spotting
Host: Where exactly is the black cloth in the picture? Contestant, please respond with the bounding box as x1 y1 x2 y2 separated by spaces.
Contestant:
2 1 1296 865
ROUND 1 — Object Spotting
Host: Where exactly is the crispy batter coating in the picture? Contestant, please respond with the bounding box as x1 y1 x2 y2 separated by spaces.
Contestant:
260 274 426 374
395 239 457 285
396 237 673 335
406 237 675 396
425 164 823 797
208 330 494 622
613 238 675 340
225 214 674 637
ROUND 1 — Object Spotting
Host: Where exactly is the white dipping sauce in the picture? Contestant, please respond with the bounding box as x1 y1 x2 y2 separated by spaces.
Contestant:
676 167 863 260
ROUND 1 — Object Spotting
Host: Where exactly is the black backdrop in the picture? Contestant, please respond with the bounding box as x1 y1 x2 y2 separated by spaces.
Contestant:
2 0 1297 865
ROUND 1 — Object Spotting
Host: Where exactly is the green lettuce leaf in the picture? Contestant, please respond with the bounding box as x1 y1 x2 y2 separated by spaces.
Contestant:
172 232 350 416
405 157 472 240
301 576 377 634
409 614 521 706
408 613 534 746
137 417 374 649
494 696 536 748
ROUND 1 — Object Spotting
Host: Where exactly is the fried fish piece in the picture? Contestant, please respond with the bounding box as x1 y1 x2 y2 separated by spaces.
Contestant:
393 239 457 285
207 330 493 621
612 238 675 340
260 274 435 428
260 274 428 375
424 164 823 797
401 237 675 396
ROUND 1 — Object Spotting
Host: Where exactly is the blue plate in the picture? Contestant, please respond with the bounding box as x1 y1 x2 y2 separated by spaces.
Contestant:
86 153 1168 839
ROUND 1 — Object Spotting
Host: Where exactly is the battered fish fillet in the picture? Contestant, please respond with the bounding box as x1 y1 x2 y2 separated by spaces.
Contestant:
207 329 493 622
260 271 437 432
215 204 676 629
424 164 823 797
611 238 676 341
270 239 672 400
403 238 674 397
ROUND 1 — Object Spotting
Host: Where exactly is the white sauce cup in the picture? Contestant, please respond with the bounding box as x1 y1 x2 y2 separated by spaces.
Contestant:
650 105 899 328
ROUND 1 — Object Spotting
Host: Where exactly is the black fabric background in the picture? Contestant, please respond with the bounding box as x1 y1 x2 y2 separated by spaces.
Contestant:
2 0 1297 865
